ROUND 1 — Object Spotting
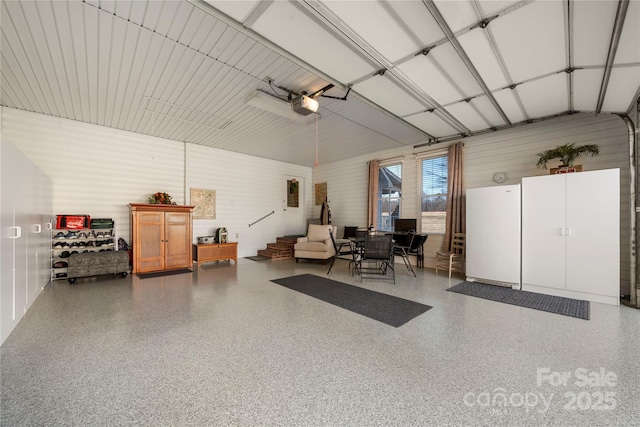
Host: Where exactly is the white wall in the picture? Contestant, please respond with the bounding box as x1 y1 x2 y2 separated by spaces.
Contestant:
186 144 310 256
2 107 633 293
313 113 632 293
1 107 311 258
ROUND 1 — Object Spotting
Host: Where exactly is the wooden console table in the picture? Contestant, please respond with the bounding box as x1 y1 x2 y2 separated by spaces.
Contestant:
193 242 238 264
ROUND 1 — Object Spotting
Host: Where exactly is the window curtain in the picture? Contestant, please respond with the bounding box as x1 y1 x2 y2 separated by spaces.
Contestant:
443 142 465 251
367 160 379 228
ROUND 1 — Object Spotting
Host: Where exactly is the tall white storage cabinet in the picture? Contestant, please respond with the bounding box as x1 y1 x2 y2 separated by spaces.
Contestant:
1 140 53 345
522 168 619 305
466 185 521 288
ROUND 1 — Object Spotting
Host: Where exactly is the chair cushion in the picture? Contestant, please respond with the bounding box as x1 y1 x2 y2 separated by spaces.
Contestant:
306 224 332 242
295 241 330 252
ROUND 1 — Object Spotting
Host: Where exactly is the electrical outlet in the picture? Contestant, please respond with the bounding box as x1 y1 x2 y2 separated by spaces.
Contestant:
235 233 239 238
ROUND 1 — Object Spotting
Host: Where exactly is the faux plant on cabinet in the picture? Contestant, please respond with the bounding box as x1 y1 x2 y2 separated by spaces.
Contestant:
535 143 599 170
148 192 176 205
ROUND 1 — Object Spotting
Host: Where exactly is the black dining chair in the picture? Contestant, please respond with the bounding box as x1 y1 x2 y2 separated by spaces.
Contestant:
408 234 429 268
393 230 416 277
327 228 353 275
349 229 367 275
359 232 395 284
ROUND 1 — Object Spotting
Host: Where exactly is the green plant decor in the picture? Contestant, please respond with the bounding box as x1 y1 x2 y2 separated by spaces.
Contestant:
148 192 176 205
535 143 599 169
289 179 298 194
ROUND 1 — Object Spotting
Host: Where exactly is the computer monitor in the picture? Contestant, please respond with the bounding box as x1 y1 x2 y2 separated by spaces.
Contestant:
343 226 358 239
394 218 417 232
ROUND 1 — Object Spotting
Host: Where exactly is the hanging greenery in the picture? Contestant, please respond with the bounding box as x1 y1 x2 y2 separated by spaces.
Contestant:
535 143 599 169
289 179 298 194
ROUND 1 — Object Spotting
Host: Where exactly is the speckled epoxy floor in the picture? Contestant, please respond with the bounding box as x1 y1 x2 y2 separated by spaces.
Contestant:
1 258 639 426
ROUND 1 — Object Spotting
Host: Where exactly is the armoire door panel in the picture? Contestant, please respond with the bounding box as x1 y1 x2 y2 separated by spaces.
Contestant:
165 212 191 269
139 224 163 258
138 236 163 271
135 212 165 273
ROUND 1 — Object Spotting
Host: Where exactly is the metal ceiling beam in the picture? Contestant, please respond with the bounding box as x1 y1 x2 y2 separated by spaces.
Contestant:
412 109 595 148
468 0 529 122
293 0 453 136
297 0 469 137
187 0 429 140
627 86 640 116
565 0 575 112
422 0 512 126
596 0 630 114
187 0 338 86
242 0 273 28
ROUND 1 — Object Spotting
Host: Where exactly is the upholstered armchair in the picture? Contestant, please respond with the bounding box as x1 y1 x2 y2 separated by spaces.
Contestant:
294 224 336 263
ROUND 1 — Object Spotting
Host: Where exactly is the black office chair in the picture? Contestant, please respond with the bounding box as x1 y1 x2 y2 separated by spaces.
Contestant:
359 232 395 284
393 230 416 277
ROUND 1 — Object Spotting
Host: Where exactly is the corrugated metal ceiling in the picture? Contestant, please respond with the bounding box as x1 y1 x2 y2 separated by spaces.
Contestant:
1 0 639 167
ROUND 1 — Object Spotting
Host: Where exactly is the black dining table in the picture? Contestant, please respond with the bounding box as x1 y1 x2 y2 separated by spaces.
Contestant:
349 230 428 269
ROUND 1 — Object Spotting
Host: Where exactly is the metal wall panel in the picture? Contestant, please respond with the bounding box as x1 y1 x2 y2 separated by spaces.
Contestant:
1 108 185 245
464 113 631 293
3 106 632 291
2 107 313 259
314 112 632 285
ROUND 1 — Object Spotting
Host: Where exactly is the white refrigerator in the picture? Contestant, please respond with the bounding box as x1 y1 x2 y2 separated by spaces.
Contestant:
466 184 521 289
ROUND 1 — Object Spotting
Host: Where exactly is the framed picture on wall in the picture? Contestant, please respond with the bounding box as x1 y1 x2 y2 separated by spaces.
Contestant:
191 188 216 219
315 182 327 205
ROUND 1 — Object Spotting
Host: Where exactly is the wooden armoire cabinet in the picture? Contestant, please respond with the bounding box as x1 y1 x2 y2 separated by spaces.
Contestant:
129 204 194 274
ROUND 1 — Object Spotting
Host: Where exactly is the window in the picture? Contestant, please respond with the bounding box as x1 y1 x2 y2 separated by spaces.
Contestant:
420 156 448 234
377 164 401 231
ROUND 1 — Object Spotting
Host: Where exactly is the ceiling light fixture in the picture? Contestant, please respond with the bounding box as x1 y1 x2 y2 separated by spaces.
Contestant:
245 90 317 125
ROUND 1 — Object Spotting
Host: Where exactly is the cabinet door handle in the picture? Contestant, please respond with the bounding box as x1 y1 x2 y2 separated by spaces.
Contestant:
559 227 571 237
8 226 22 238
32 224 42 233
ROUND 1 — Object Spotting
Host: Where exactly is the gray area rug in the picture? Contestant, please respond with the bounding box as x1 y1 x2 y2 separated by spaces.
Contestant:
245 256 270 261
137 269 193 279
200 262 233 269
271 274 432 327
447 281 590 320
